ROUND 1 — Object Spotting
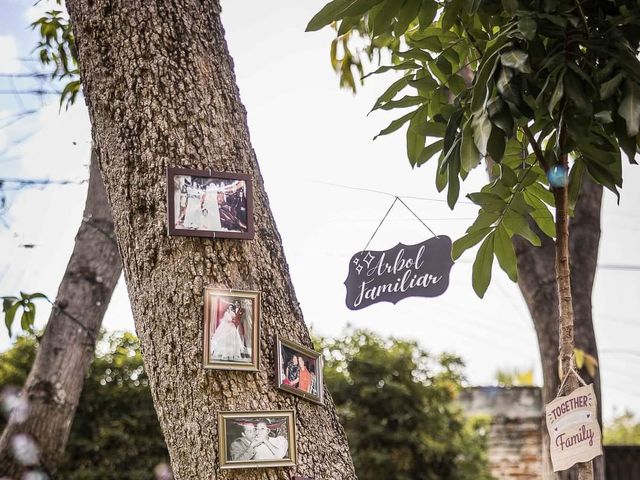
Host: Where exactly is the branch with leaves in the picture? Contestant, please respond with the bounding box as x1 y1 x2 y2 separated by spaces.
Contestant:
307 0 638 297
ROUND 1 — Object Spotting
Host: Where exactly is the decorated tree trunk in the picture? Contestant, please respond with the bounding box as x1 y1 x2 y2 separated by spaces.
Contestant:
0 150 122 475
64 1 357 478
515 177 604 480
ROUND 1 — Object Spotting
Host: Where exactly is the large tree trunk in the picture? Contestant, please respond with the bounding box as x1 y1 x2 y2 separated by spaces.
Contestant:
0 149 121 476
514 176 604 480
64 1 356 479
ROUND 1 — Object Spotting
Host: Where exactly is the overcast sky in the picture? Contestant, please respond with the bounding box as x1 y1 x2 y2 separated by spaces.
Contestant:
0 0 638 420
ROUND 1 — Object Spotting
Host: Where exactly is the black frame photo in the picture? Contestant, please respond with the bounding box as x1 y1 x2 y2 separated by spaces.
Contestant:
203 288 261 371
218 410 297 469
167 166 254 240
275 335 324 405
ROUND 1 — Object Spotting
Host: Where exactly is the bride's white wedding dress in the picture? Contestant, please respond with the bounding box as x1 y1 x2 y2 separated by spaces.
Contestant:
210 308 246 361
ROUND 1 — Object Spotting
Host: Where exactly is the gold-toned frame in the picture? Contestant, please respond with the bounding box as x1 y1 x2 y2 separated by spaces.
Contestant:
275 335 324 405
218 410 297 469
203 288 261 371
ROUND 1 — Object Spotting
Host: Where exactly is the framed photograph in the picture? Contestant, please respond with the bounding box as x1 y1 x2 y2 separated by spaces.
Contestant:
218 410 297 469
167 166 254 240
275 335 324 404
203 288 260 371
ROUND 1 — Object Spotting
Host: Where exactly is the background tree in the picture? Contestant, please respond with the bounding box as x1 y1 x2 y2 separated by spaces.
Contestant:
0 152 121 476
307 1 640 477
0 4 123 475
64 0 356 477
0 332 170 480
320 329 493 480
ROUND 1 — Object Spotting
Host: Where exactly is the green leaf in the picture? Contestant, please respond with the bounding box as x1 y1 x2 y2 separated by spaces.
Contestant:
523 192 556 238
373 109 416 139
406 107 428 165
487 127 506 163
618 80 640 136
418 0 438 29
600 72 624 101
472 233 495 298
306 0 386 31
471 46 503 113
549 70 565 117
517 17 537 41
394 0 421 36
460 120 481 173
500 165 518 187
371 75 411 111
447 148 461 209
503 209 541 246
379 95 426 110
466 210 500 233
494 225 517 282
471 111 492 155
564 71 591 114
4 302 19 337
441 3 458 31
338 16 362 35
467 192 506 212
500 50 532 74
567 160 584 211
452 228 492 260
363 61 420 78
372 1 402 36
416 139 444 167
614 114 637 164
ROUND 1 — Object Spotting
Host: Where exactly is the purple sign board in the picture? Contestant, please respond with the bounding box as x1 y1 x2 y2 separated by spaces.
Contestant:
344 236 454 311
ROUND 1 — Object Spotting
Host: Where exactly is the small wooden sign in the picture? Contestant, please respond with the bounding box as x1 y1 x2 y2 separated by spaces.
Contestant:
545 384 603 472
344 236 454 310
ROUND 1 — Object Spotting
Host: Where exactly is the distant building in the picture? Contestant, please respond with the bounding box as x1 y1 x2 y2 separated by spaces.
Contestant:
458 386 640 480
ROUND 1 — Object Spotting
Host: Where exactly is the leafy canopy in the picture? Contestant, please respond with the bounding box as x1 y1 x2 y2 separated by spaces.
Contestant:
0 332 170 479
318 329 493 480
307 0 640 297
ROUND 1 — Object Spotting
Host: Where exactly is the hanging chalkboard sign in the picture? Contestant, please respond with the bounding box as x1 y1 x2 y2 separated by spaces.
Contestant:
344 236 454 310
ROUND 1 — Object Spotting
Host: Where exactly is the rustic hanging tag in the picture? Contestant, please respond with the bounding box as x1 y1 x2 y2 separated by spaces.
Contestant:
545 383 603 472
344 236 454 310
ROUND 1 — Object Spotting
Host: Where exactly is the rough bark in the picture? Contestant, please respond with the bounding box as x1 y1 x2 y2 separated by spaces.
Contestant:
64 1 357 479
515 176 604 480
0 149 121 476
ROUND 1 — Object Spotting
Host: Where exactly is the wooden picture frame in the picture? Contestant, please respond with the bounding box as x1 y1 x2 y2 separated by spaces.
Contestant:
275 335 324 405
203 288 260 371
218 410 297 469
167 166 254 240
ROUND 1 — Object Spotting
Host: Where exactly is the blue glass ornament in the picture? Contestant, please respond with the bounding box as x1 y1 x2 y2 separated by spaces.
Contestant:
547 165 568 187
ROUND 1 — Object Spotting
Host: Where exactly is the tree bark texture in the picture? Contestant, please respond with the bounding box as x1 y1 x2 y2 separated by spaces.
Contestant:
514 176 604 480
64 1 357 479
0 149 121 476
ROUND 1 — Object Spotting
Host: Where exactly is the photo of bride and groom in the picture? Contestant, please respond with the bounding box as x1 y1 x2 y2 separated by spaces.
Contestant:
203 288 260 371
167 167 254 240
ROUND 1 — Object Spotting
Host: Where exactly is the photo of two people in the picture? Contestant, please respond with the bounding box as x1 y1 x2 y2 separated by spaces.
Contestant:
219 411 296 469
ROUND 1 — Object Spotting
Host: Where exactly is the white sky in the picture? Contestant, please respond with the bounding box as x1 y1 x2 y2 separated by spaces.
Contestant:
0 0 638 421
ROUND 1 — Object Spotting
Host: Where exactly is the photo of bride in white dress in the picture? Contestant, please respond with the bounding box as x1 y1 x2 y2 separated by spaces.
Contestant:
204 288 260 370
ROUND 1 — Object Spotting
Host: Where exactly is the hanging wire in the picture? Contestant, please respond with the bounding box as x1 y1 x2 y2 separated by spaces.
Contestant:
362 197 398 252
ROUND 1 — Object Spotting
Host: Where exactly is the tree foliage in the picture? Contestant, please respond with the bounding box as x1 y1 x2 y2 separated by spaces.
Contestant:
604 410 640 445
307 0 640 297
318 329 492 480
0 293 48 337
30 0 81 109
0 332 170 479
